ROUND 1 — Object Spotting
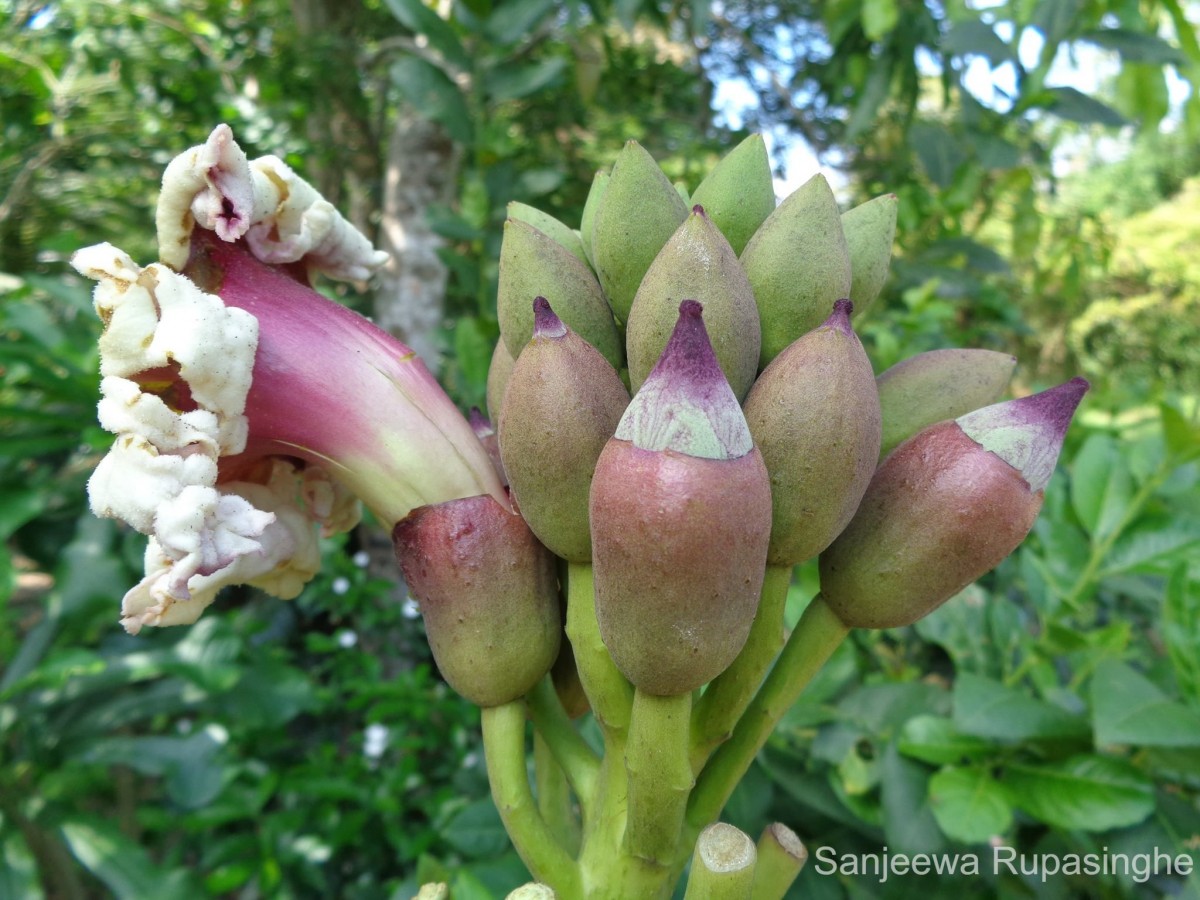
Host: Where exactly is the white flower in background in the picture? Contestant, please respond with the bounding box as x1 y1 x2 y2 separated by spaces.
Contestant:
74 125 507 635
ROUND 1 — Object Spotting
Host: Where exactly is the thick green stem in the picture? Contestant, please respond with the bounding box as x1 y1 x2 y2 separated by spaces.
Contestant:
750 823 808 900
624 689 694 863
527 675 599 817
690 565 791 771
683 823 757 900
534 730 581 857
564 562 633 736
482 702 581 897
686 595 849 834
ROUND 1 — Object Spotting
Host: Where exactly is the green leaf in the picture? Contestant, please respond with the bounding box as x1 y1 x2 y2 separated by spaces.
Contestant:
1091 659 1200 747
485 57 567 103
1101 517 1200 576
861 0 899 40
845 59 893 142
484 0 556 44
390 57 472 145
382 0 471 71
1163 563 1200 704
898 715 996 765
928 765 1013 843
944 20 1012 65
443 799 509 858
953 673 1089 741
1031 0 1084 49
1070 433 1133 540
1160 401 1200 462
1045 87 1130 127
0 487 45 539
910 122 967 189
453 316 493 395
1080 29 1186 65
62 819 198 898
880 742 948 855
80 730 226 808
1002 755 1155 831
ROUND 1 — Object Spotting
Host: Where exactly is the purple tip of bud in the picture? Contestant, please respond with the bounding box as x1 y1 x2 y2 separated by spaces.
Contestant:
957 376 1090 492
825 299 854 335
468 407 494 438
693 204 708 218
615 299 753 458
532 296 567 339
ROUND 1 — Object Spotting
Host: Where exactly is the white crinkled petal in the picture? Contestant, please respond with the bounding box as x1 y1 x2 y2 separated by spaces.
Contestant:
245 156 389 281
118 466 326 634
153 484 277 598
88 434 218 534
97 376 224 455
72 246 258 423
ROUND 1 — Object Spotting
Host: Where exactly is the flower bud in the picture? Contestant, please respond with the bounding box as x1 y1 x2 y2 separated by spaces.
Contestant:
820 378 1089 629
841 193 898 319
580 169 609 269
507 201 589 266
498 298 630 562
626 206 761 401
591 141 689 322
877 348 1017 458
689 133 776 256
741 173 851 368
744 300 881 565
590 301 772 695
393 494 561 707
486 338 516 423
497 218 622 369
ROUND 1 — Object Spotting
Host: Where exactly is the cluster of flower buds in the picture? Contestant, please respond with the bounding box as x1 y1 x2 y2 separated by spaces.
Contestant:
481 134 1086 702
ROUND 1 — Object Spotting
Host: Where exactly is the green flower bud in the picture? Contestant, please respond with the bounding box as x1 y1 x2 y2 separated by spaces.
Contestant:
841 193 898 319
877 348 1017 458
486 338 516 423
590 301 772 695
580 169 609 269
498 298 630 562
745 300 881 565
690 133 776 256
820 378 1089 629
741 174 851 368
507 201 589 266
393 494 561 706
497 218 622 369
626 206 761 401
591 141 689 323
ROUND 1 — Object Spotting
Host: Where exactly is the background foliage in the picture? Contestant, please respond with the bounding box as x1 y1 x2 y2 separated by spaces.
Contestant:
2 0 1199 897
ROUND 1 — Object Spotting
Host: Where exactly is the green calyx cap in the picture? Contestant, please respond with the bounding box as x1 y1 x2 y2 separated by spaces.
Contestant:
841 193 898 318
690 133 776 256
740 173 851 368
497 218 622 369
956 377 1090 492
507 201 588 266
616 300 753 460
877 348 1017 458
626 205 761 401
592 141 689 322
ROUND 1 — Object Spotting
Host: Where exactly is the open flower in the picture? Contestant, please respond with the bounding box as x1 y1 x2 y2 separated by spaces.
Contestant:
74 125 506 634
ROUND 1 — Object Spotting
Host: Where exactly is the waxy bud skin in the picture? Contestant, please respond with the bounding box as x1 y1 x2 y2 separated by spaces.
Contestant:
580 169 609 269
591 141 689 323
590 301 772 695
486 338 516 423
393 494 561 707
877 348 1017 458
498 218 622 369
841 193 898 318
741 173 851 368
820 379 1089 629
507 201 589 266
626 206 761 401
744 300 881 565
690 134 777 256
499 298 630 562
